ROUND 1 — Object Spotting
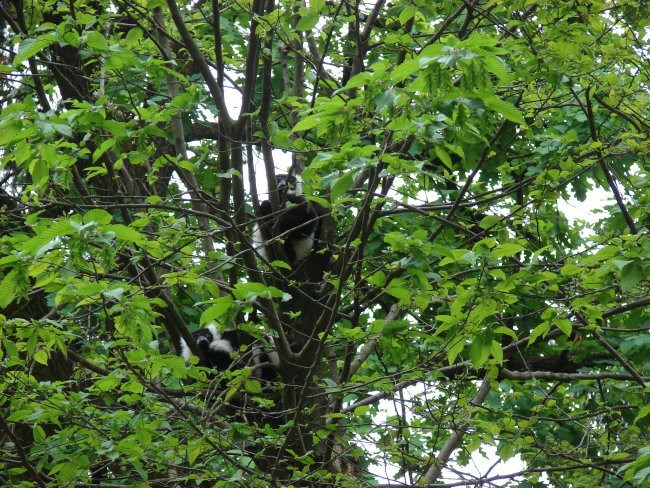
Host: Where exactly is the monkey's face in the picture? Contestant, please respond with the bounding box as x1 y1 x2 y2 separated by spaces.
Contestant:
194 330 214 351
276 174 301 196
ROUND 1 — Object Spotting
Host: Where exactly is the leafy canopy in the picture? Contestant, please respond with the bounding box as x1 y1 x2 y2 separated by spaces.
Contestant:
0 0 648 486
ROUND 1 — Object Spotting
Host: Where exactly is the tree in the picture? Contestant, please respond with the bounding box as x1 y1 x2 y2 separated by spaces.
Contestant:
0 0 648 486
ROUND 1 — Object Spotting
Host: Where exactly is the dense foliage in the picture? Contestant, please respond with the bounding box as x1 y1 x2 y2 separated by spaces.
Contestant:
1 0 649 486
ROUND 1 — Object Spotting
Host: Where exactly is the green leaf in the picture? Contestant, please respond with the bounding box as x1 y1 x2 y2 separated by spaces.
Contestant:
620 262 645 292
491 339 503 364
343 72 372 90
296 12 319 31
292 114 321 132
0 120 26 146
33 349 49 365
106 224 145 244
493 243 525 258
498 441 515 461
104 287 126 300
270 260 292 270
528 321 551 345
447 338 465 365
0 268 19 308
75 282 105 297
353 405 370 416
200 296 235 325
31 220 76 256
398 6 418 25
141 124 166 137
30 159 49 185
482 94 525 124
375 88 400 109
84 165 108 179
480 54 511 83
93 138 116 162
51 123 73 138
469 334 492 368
493 326 518 340
103 120 128 137
96 375 121 391
479 215 501 229
434 146 452 169
331 172 354 202
391 58 420 83
385 286 410 303
14 33 58 66
246 379 262 394
147 195 163 204
560 263 581 276
634 404 650 423
367 271 386 286
555 318 572 337
176 159 196 172
82 209 113 225
593 245 620 261
85 31 108 50
233 282 285 300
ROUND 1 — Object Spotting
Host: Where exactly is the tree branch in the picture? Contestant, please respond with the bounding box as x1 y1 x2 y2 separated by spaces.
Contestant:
376 457 632 488
347 303 401 379
603 296 650 317
574 86 637 234
239 0 266 118
500 368 649 382
420 378 491 485
165 0 234 130
0 416 49 488
591 330 647 387
153 7 217 259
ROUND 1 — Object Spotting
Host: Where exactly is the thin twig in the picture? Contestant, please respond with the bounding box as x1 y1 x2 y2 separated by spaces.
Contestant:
420 378 491 484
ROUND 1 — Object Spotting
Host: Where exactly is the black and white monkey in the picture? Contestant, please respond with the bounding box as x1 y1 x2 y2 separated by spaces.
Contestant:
180 323 279 381
253 174 323 266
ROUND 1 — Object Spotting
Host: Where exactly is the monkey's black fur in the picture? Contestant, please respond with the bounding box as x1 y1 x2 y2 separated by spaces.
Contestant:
180 324 278 381
255 174 323 266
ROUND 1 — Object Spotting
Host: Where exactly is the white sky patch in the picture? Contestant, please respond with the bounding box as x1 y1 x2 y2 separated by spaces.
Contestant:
558 184 613 226
222 80 242 116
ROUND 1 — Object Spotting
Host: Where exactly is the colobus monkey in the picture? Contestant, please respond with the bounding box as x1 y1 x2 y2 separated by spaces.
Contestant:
254 174 323 266
180 323 279 381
